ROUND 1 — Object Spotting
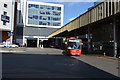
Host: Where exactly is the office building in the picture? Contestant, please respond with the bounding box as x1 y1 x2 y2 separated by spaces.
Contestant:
0 0 17 44
16 0 64 47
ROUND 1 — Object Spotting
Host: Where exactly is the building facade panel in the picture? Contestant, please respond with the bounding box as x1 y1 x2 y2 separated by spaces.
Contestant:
23 27 57 36
16 26 23 36
0 0 14 31
26 1 63 28
16 1 64 47
0 0 15 43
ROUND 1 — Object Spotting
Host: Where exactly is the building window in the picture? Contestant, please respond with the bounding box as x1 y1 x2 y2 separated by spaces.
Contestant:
35 5 39 8
52 22 61 26
53 6 57 10
3 21 6 25
40 5 45 9
39 16 42 20
46 6 52 10
33 15 38 19
57 7 61 11
39 21 42 25
48 17 50 20
28 4 39 8
28 4 31 8
19 11 21 23
52 17 60 21
52 6 54 10
39 21 50 26
53 11 61 16
42 22 47 25
48 22 50 25
4 4 7 8
42 16 47 20
4 11 7 15
40 11 45 14
28 16 33 19
46 11 50 15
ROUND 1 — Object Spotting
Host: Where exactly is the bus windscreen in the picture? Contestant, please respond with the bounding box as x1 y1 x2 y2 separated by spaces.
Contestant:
67 40 80 50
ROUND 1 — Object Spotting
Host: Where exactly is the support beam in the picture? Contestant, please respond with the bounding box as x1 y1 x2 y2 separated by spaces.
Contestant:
37 38 39 48
88 26 92 54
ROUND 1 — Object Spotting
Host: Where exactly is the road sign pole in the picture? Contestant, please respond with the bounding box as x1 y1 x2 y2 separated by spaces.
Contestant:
10 32 14 44
10 32 13 44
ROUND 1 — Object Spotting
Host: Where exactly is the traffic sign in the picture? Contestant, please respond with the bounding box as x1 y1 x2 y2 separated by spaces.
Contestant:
10 32 14 36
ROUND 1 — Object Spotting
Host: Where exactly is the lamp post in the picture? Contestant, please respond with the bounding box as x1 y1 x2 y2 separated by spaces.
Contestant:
10 0 14 44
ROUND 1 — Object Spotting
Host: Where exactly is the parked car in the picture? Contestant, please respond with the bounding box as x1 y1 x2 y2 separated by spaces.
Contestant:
7 44 19 48
0 43 5 47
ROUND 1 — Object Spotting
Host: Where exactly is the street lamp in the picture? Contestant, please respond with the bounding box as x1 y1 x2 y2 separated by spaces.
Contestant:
10 0 15 44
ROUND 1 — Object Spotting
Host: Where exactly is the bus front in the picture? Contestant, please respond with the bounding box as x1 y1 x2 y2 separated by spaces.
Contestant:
66 39 82 56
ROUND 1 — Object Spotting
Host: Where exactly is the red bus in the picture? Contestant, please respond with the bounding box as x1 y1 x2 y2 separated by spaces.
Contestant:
65 38 82 56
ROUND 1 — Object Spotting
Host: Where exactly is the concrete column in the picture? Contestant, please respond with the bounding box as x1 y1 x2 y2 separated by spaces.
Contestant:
25 38 27 47
23 36 25 47
37 38 39 48
113 17 117 57
88 26 92 54
41 40 43 48
0 30 1 80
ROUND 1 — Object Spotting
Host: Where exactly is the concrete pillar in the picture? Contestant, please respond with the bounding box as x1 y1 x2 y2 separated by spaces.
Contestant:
25 39 27 47
41 40 43 48
23 36 25 46
37 38 39 48
24 37 27 47
24 38 27 47
0 30 1 80
88 26 92 54
113 17 117 57
39 39 43 48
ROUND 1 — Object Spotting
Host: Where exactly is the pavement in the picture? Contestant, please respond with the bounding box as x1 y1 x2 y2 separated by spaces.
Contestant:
0 47 63 53
0 47 26 52
73 54 119 77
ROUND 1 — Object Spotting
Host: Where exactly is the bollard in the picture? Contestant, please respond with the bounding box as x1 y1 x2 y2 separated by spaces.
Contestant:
104 52 106 56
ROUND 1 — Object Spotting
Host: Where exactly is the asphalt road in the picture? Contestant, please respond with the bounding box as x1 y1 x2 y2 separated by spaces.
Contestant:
2 48 119 79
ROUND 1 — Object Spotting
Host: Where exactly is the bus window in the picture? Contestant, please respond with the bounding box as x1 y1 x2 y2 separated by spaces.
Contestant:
68 40 80 50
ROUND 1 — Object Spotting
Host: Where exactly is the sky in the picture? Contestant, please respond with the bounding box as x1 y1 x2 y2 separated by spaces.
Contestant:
59 2 94 25
29 0 94 25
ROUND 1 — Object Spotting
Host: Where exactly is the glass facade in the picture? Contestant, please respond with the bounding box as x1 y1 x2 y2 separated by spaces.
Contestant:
27 3 62 26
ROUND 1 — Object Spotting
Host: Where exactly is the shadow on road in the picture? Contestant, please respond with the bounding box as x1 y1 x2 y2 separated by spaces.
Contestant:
2 52 120 79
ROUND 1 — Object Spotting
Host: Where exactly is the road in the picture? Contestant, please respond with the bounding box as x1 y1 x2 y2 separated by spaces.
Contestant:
1 48 119 79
